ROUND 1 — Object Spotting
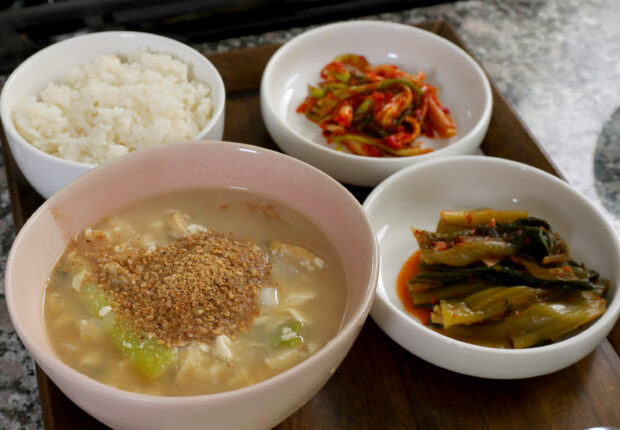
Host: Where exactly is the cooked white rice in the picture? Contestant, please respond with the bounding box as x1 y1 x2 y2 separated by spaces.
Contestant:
12 51 214 164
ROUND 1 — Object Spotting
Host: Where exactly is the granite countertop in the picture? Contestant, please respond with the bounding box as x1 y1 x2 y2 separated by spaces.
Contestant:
2 0 620 428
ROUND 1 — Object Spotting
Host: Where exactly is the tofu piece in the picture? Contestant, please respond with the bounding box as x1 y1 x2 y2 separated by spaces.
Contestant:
259 287 279 307
72 270 87 292
98 305 112 317
214 335 232 361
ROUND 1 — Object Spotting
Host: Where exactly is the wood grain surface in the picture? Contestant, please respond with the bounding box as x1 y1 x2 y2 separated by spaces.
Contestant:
2 21 619 430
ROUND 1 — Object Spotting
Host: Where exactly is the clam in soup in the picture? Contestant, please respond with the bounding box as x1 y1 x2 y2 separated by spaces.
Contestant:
44 189 347 396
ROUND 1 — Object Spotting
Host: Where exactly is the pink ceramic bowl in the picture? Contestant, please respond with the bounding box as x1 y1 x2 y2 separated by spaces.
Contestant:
6 141 379 430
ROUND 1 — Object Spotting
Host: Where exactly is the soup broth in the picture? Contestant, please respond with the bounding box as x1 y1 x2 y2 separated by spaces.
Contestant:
44 189 347 396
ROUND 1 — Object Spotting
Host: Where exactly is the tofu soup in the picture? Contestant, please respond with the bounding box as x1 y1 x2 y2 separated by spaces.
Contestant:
43 189 347 396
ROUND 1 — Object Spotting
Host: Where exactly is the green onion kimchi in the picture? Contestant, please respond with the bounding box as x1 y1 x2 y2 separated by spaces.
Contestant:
401 208 608 348
296 54 456 157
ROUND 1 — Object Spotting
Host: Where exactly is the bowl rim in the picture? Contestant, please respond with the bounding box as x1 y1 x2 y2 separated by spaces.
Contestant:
363 154 620 359
261 20 493 164
0 30 226 169
6 140 380 403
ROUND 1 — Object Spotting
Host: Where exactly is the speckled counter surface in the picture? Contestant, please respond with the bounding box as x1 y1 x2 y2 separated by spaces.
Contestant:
2 0 620 428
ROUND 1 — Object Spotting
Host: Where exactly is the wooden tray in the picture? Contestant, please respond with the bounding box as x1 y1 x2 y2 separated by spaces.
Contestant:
3 21 620 430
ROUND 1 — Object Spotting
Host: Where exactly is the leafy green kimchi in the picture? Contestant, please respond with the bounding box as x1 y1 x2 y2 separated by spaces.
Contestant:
406 209 608 348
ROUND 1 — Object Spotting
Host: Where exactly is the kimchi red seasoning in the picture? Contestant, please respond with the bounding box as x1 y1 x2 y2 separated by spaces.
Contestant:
396 250 431 325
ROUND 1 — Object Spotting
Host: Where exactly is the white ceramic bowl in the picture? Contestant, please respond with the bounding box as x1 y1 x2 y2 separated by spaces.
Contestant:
6 141 379 429
363 155 620 379
0 31 226 199
261 21 492 187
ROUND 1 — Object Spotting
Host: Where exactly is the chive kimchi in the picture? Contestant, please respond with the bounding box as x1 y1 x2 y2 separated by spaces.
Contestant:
296 54 456 157
404 208 608 348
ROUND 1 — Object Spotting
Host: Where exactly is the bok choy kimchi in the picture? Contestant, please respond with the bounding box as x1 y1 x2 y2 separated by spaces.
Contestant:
399 209 608 348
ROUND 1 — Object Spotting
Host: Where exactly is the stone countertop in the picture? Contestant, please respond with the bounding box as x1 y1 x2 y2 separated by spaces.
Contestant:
2 0 620 428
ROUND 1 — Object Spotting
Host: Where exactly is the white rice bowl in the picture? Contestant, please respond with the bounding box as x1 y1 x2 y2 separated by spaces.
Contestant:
12 51 214 164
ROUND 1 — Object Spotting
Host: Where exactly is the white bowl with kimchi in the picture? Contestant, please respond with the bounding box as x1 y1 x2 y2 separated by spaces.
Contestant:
363 156 620 379
260 21 492 186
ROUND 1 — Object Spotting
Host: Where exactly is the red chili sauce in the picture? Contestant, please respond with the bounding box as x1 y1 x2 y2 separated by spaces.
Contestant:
396 250 431 325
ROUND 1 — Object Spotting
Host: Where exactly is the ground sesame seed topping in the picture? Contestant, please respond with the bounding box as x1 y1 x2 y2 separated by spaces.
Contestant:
75 230 270 348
